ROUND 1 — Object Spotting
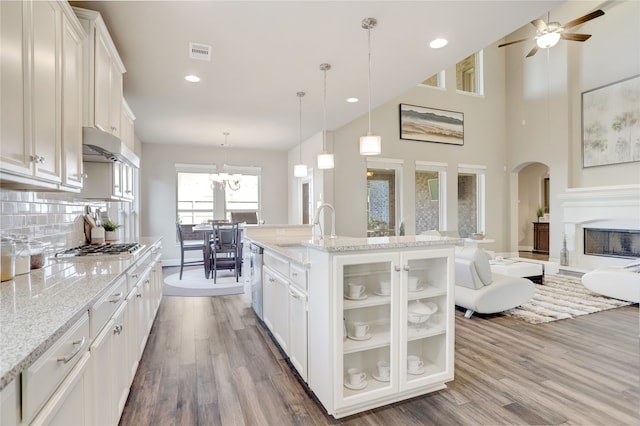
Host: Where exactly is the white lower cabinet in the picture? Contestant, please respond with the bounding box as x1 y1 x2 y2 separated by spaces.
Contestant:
90 316 116 426
288 284 308 381
308 247 455 418
262 267 276 333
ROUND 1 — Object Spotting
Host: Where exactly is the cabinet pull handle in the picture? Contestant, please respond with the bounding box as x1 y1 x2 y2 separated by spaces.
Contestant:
113 324 123 335
57 336 85 364
292 272 298 277
289 289 301 299
136 293 142 298
403 265 410 272
394 264 401 272
130 273 138 279
109 292 124 303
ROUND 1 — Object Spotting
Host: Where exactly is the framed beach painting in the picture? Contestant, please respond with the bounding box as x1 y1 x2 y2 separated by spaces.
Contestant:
399 104 464 146
582 74 640 168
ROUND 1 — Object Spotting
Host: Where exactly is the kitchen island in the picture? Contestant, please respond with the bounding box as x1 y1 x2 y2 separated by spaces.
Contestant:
245 230 461 418
0 237 162 425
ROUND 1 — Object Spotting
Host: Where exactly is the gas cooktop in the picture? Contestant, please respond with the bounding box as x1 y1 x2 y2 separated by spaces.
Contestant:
55 242 143 257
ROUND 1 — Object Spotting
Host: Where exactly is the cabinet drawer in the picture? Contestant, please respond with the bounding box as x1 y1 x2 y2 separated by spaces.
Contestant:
22 312 90 423
289 263 307 292
264 251 289 278
90 276 126 337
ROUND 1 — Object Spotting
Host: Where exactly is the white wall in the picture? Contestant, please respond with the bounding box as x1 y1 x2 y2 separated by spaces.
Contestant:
506 0 640 260
141 143 288 263
327 42 510 250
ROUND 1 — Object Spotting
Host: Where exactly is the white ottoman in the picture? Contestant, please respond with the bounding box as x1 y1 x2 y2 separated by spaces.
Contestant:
490 261 543 284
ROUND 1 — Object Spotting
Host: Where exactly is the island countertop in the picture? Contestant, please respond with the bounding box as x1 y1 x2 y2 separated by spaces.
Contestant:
0 237 162 391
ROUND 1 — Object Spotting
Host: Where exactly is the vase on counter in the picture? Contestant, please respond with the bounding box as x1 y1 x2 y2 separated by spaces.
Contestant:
105 231 118 241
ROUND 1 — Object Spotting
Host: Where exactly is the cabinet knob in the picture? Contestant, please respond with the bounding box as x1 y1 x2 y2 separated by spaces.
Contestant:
136 293 142 298
394 265 401 272
403 265 411 272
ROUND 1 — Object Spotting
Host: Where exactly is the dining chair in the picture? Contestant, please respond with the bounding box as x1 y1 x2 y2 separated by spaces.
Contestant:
176 221 206 279
210 222 241 283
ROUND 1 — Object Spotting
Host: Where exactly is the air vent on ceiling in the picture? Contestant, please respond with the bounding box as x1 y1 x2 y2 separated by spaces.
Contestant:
189 42 211 61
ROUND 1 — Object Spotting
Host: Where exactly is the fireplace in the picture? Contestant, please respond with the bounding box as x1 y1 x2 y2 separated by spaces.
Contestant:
584 228 640 259
559 185 640 270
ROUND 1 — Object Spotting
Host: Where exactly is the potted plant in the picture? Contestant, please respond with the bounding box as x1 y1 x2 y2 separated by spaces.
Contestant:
103 220 121 241
536 207 544 222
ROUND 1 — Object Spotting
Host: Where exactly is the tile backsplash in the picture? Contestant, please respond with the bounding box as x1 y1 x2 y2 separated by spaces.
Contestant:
0 189 108 253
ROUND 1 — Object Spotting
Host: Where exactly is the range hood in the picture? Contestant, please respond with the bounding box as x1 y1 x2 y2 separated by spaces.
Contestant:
82 127 140 168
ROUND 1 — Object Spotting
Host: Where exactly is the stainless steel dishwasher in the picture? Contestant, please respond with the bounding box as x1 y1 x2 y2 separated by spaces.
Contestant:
250 243 264 320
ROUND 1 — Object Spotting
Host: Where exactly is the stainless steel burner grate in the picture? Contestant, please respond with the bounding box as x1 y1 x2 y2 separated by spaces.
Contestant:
56 243 142 257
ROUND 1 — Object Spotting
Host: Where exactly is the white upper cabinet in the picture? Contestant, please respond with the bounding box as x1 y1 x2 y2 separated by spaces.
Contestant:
0 1 85 191
73 7 125 138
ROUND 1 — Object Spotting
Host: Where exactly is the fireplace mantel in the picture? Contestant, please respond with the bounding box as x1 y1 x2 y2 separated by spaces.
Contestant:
559 184 640 270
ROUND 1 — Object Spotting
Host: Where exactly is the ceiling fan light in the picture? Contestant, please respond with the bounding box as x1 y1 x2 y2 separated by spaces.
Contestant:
317 153 334 169
537 32 560 48
293 164 307 177
359 134 381 155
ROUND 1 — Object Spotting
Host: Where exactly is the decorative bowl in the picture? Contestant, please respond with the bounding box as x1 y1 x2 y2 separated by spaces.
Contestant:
407 300 438 324
470 233 485 240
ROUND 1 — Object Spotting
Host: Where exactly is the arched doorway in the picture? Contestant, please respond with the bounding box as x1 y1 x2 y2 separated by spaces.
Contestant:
510 162 550 259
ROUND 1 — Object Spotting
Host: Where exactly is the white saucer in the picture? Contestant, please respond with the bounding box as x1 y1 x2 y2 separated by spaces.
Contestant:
344 379 367 390
407 366 425 375
372 371 390 382
345 294 368 301
347 333 372 341
408 285 424 293
374 291 391 297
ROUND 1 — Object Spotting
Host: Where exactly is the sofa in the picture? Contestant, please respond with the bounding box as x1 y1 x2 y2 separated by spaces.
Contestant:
581 261 640 303
454 246 536 318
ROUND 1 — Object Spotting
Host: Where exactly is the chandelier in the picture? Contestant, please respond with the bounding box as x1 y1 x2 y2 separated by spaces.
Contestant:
210 132 241 191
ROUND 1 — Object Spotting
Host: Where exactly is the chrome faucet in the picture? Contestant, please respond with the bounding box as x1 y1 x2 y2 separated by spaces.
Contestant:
313 203 336 241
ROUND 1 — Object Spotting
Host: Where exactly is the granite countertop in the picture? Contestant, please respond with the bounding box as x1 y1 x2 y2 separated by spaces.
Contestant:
245 234 463 266
0 237 161 391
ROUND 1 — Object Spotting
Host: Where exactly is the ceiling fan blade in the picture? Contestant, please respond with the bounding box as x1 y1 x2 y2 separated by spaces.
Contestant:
562 9 604 30
531 19 548 32
526 45 539 58
560 33 592 42
498 38 530 48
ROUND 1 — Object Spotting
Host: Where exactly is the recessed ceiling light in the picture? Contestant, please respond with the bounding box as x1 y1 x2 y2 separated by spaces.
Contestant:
429 38 448 49
185 74 201 83
346 97 359 103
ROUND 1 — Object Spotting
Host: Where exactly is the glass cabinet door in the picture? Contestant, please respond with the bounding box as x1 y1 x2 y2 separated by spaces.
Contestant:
335 253 398 404
400 248 453 388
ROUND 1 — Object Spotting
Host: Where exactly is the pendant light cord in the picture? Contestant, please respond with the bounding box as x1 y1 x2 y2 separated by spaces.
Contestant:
299 93 303 163
323 68 327 152
367 25 372 135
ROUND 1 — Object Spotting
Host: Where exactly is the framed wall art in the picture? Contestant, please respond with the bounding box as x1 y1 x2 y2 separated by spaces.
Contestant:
399 103 464 146
582 74 640 168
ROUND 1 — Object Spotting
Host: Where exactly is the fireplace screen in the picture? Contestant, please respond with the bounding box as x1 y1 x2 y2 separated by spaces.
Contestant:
584 228 640 259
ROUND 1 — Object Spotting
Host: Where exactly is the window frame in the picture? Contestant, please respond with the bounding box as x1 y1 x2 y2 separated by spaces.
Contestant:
455 50 484 96
457 163 486 237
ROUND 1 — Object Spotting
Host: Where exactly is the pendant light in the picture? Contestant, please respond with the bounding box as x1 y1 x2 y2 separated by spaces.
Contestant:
359 17 381 156
293 91 308 178
317 63 334 169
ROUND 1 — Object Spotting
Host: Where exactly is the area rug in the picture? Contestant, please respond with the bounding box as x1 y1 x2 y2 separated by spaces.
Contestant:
504 273 633 324
163 268 245 297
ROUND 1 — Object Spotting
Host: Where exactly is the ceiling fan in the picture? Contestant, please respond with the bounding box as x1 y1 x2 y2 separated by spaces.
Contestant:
499 9 604 57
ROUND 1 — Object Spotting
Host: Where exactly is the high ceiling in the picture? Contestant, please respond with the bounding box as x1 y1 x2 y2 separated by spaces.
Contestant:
70 1 565 151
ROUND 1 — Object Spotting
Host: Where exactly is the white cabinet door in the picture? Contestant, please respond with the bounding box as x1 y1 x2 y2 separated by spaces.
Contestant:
0 0 30 176
94 28 112 133
112 302 129 419
134 270 152 356
30 352 92 426
335 252 397 409
109 61 122 137
61 10 84 189
272 271 290 354
399 248 454 391
31 0 62 184
125 288 140 385
122 163 134 200
90 318 115 426
288 285 307 381
263 267 276 332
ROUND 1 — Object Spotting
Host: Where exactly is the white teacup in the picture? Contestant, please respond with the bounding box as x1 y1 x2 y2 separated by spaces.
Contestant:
407 355 424 373
347 367 366 386
347 283 366 298
352 322 370 338
377 361 390 379
408 276 421 291
378 279 391 295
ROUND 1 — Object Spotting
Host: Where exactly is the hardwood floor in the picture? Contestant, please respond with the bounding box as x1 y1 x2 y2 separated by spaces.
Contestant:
120 284 639 425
